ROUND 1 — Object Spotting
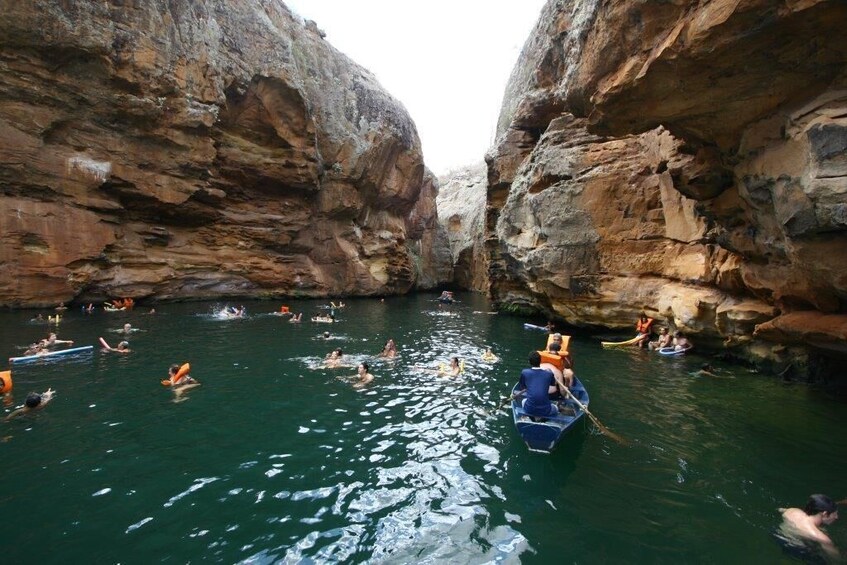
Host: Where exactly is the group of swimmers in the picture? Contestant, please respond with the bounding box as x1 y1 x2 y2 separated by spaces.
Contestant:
631 313 692 352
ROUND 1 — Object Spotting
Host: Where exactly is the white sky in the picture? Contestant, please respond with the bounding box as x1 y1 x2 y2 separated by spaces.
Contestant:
284 0 548 176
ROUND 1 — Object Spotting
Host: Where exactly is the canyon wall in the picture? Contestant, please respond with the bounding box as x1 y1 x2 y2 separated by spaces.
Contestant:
486 0 847 377
436 163 488 291
0 0 451 307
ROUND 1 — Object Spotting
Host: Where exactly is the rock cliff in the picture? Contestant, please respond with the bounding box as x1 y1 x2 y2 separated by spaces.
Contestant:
486 0 847 378
0 0 450 306
436 163 487 291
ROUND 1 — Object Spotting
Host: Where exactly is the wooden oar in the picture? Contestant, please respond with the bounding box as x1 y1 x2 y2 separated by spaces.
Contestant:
489 390 525 415
561 387 628 445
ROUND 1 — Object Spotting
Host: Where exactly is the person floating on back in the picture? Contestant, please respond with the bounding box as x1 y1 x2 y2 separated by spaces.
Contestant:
779 494 840 559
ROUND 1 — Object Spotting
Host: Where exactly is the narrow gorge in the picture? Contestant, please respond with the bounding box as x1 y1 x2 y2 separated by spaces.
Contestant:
2 1 846 382
443 0 846 382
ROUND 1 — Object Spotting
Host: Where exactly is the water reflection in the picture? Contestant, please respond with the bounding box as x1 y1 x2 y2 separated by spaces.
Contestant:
0 296 845 563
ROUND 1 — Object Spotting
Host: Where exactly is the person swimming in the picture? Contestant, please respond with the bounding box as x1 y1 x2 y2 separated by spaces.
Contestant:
5 389 55 420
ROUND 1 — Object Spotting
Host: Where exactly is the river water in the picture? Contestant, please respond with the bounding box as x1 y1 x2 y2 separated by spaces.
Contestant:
1 293 843 563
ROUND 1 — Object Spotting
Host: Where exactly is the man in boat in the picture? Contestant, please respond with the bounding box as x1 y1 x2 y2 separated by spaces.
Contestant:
779 494 839 559
5 389 55 420
540 342 573 390
518 351 567 418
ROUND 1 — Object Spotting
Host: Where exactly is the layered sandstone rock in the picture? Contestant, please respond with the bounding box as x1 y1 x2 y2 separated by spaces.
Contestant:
0 0 450 306
436 163 487 291
486 0 847 376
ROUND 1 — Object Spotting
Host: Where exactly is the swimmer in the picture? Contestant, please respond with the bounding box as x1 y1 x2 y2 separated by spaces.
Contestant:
5 389 55 420
55 302 67 312
378 339 397 358
779 494 840 558
289 313 302 323
42 333 73 348
351 362 374 388
120 323 133 334
30 313 45 323
147 308 156 314
481 348 498 362
321 331 332 340
164 363 200 401
323 348 346 368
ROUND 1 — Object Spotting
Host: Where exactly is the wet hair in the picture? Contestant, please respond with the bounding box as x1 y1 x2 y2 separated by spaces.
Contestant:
25 392 42 408
360 362 369 372
548 342 562 353
169 364 180 375
804 494 837 516
528 351 541 366
452 357 459 365
323 331 330 337
335 348 343 356
118 341 129 349
659 327 668 333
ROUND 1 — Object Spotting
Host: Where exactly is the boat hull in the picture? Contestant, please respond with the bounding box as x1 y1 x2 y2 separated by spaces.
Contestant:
511 377 589 453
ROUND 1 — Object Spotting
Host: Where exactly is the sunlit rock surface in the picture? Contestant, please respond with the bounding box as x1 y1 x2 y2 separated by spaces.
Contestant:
485 0 847 376
0 0 450 306
436 163 487 291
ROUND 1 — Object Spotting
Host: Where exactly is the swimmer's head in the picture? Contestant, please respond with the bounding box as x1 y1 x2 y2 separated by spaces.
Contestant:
25 392 42 408
804 494 837 517
323 332 330 338
360 362 369 373
118 341 129 349
123 324 131 331
169 364 180 376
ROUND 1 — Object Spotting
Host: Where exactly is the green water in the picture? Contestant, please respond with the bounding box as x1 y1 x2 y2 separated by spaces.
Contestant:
1 294 844 563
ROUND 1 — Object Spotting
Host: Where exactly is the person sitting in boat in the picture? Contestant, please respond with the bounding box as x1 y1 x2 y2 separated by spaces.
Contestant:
635 313 654 348
518 351 565 419
672 332 692 352
648 327 672 351
540 342 573 390
5 389 55 420
779 494 840 559
378 339 397 359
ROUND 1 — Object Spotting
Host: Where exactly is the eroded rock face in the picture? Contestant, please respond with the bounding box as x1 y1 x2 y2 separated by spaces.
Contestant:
0 0 450 306
486 0 847 377
436 163 487 291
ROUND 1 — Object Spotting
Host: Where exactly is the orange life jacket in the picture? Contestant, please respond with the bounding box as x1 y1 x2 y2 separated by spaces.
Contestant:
636 318 654 334
537 350 564 371
0 370 12 393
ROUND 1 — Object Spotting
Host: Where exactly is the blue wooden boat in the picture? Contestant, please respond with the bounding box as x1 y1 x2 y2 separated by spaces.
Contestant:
511 376 589 453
